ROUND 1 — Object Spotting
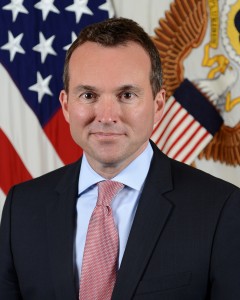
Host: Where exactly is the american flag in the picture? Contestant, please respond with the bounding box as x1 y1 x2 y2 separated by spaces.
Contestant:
151 79 223 165
0 0 114 211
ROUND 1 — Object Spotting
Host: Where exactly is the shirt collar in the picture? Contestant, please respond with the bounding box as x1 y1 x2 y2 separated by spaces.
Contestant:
78 142 153 194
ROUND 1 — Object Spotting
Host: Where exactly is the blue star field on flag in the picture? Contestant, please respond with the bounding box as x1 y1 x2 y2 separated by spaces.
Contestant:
0 0 114 126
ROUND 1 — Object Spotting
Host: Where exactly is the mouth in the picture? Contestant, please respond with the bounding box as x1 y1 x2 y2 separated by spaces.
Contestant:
91 132 125 140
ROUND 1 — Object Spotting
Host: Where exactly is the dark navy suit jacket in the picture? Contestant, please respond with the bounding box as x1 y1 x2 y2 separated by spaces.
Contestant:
0 142 240 299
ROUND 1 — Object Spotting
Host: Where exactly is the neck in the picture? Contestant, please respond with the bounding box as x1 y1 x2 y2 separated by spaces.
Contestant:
85 143 149 179
86 160 128 179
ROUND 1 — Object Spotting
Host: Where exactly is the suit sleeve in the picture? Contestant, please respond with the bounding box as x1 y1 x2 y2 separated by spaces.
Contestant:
210 188 240 299
0 187 23 300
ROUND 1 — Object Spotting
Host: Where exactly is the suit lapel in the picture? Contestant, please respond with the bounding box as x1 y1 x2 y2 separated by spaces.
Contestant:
112 144 174 300
46 160 81 300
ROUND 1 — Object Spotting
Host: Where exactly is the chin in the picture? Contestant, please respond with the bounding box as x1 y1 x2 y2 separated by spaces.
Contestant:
99 156 120 166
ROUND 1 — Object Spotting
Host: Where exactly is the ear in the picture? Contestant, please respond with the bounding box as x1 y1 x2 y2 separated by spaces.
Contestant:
59 90 70 123
154 88 165 124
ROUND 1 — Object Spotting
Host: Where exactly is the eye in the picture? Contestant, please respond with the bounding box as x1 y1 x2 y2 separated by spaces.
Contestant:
79 92 97 102
119 92 136 102
123 92 133 99
82 92 94 99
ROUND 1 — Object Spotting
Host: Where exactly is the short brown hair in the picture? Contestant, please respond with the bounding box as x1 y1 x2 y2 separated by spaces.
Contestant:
63 17 162 97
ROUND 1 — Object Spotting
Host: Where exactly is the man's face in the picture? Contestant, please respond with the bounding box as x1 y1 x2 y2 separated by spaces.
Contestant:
60 41 165 176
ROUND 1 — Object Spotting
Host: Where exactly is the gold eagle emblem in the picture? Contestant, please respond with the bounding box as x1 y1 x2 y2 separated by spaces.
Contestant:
153 0 240 166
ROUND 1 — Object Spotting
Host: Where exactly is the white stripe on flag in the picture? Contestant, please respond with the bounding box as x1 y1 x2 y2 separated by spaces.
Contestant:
166 122 201 158
0 64 64 177
151 97 180 142
157 109 188 150
183 133 212 165
175 128 212 162
0 188 5 220
161 115 194 153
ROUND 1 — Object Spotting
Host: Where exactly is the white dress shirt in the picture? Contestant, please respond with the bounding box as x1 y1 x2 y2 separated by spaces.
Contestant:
74 142 153 286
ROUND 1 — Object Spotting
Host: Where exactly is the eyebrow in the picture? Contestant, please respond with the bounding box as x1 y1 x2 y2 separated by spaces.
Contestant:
73 84 143 95
115 85 143 94
73 85 98 94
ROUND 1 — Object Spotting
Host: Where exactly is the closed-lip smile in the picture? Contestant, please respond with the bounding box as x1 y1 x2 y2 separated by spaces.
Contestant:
91 132 124 139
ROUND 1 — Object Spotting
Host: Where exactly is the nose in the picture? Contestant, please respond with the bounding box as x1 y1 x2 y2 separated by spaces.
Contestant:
96 97 119 124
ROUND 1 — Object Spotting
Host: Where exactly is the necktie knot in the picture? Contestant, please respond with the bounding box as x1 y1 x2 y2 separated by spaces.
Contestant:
97 180 124 207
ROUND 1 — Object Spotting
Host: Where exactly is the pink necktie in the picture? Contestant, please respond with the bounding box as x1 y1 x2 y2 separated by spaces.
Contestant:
79 180 124 300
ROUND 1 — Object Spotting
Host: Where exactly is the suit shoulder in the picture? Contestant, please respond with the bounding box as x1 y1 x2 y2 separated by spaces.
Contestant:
172 158 237 188
10 159 81 194
151 141 239 196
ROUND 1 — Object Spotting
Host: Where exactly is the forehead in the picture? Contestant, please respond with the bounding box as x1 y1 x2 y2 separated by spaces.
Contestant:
69 41 151 71
67 41 152 90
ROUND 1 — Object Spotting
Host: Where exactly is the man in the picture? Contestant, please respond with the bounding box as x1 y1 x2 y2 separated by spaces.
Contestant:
0 18 240 300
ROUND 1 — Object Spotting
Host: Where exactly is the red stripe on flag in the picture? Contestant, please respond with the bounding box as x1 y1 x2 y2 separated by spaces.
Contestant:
165 119 195 155
155 106 182 145
152 98 176 136
172 125 202 160
44 108 83 165
0 129 32 195
182 131 209 163
161 112 189 151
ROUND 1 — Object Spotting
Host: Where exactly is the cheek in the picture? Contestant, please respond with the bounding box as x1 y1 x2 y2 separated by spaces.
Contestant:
132 103 155 123
68 105 94 127
125 105 155 134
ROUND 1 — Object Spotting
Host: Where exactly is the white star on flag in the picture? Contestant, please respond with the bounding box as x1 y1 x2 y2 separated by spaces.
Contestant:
63 32 77 51
2 0 28 22
34 0 60 21
28 72 53 103
33 32 57 63
98 0 114 18
65 0 93 23
1 31 25 62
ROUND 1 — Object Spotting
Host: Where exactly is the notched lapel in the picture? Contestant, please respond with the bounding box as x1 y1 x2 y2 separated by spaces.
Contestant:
46 161 81 300
112 146 174 300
